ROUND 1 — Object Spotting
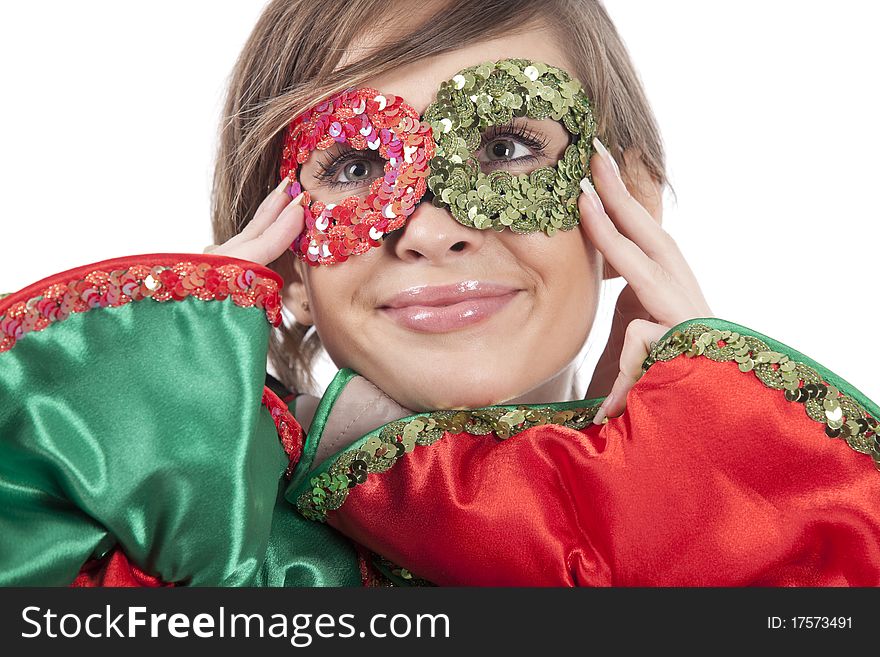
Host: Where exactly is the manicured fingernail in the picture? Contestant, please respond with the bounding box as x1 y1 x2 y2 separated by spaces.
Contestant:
593 393 614 425
579 177 604 214
290 191 305 206
592 137 620 178
275 176 292 195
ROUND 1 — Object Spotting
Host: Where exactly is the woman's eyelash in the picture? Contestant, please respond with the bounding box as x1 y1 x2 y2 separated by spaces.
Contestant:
313 121 552 186
314 147 384 188
480 121 550 154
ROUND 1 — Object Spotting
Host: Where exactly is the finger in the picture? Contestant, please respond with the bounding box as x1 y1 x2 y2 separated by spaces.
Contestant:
216 180 297 251
590 138 681 267
584 284 655 399
212 199 305 266
578 180 664 298
592 319 669 425
579 176 712 324
238 178 298 242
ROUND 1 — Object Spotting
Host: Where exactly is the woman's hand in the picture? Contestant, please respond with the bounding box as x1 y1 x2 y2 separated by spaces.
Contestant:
204 178 306 266
578 138 712 424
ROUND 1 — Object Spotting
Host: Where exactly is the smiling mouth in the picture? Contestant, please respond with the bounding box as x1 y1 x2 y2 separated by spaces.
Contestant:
378 284 522 334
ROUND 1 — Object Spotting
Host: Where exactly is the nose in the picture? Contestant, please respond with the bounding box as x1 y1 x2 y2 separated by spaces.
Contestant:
387 195 485 264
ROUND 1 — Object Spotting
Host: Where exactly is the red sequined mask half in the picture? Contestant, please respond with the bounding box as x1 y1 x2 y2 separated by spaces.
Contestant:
279 88 434 266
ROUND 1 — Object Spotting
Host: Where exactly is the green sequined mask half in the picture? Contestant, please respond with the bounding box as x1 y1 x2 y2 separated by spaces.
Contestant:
423 58 597 236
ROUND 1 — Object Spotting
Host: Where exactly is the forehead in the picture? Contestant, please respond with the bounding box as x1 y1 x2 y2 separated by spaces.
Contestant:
338 26 574 115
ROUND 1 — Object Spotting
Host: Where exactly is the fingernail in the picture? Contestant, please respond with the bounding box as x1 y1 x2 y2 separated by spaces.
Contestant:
593 393 614 425
290 191 305 206
579 177 604 214
592 137 621 178
275 176 292 195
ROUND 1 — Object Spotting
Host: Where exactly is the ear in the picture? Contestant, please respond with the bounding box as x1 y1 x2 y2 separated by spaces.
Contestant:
274 252 314 327
602 147 665 281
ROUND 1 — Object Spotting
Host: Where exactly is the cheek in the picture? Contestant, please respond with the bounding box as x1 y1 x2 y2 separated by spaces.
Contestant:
306 262 355 334
304 265 370 364
501 230 601 360
513 230 601 307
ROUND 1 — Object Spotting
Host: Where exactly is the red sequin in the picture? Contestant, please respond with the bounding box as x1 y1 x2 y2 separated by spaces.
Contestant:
0 259 282 353
279 88 434 266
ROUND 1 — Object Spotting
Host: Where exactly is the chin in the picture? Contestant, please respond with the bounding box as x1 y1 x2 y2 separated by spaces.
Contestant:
395 371 521 412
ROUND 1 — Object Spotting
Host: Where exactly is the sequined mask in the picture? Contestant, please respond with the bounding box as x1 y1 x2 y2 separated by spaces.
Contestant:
279 58 597 266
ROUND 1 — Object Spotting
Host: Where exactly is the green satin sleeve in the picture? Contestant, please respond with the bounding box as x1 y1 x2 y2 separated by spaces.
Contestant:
261 369 362 586
0 293 285 585
0 255 361 586
258 480 362 586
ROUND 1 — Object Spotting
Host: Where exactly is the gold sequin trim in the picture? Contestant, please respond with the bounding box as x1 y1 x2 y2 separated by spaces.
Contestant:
297 404 600 522
643 324 880 469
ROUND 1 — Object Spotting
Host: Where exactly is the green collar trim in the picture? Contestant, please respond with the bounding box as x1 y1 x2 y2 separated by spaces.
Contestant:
287 367 358 491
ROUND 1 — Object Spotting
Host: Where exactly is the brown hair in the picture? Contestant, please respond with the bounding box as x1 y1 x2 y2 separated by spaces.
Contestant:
210 0 667 395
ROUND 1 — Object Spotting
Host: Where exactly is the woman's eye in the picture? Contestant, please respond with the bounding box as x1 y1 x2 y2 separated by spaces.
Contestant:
339 158 378 183
479 137 533 163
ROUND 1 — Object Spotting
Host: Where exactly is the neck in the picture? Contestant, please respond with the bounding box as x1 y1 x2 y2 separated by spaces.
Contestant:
504 361 581 406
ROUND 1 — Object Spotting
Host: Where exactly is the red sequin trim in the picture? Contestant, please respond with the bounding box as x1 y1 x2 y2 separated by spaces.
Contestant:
262 386 305 479
0 258 282 353
280 87 434 266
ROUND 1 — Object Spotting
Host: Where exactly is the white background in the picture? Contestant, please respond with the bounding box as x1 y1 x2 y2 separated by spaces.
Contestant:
1 1 877 402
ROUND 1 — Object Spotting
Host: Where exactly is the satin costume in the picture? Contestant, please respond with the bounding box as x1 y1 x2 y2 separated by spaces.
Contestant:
1 253 879 586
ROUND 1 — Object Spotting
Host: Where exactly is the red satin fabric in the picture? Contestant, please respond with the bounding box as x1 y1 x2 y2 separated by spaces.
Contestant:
71 549 174 587
329 356 880 586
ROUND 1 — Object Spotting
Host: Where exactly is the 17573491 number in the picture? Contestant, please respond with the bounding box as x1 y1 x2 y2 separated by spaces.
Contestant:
768 617 852 629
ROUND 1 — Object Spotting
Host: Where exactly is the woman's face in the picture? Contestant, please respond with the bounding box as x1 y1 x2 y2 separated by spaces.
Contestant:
291 31 602 411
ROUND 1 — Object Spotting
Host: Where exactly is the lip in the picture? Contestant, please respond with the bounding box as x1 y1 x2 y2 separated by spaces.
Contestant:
377 281 523 333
